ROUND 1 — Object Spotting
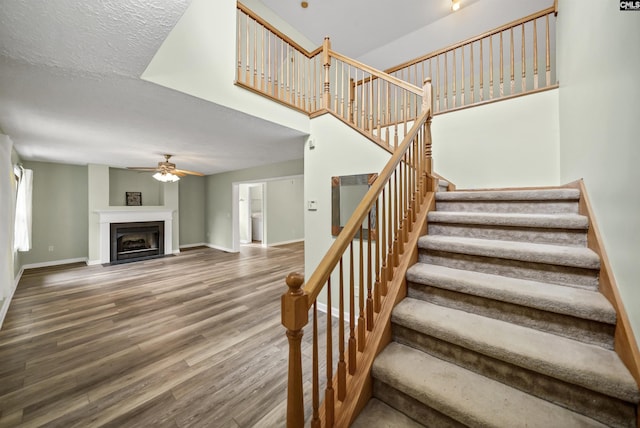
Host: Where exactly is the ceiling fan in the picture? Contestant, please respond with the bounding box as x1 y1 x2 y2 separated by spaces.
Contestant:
127 154 204 182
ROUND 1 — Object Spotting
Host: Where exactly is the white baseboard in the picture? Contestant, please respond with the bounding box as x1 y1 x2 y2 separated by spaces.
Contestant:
0 272 21 330
206 243 238 253
179 243 208 249
269 238 304 247
22 257 88 270
86 259 102 266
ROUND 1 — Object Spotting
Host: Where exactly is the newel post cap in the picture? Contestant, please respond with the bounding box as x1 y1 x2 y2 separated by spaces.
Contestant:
282 272 308 331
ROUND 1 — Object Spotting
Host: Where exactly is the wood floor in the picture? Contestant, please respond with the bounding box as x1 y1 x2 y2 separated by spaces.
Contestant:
0 242 319 427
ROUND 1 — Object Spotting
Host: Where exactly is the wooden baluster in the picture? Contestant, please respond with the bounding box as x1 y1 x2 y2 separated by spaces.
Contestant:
499 31 504 97
358 227 365 351
353 72 358 127
423 79 434 179
510 27 515 95
245 14 251 84
377 78 382 138
374 198 381 313
394 85 399 149
470 42 475 104
253 19 258 88
387 177 395 279
333 59 338 113
385 82 390 145
520 24 526 93
267 32 272 96
489 35 494 99
380 188 387 296
322 37 331 109
311 301 319 428
461 45 465 106
480 39 484 101
533 18 539 89
282 272 307 428
325 278 334 427
237 10 242 83
369 75 374 134
444 52 448 110
260 26 265 92
366 212 373 331
349 77 355 124
452 48 457 108
410 141 416 224
348 243 356 375
361 73 366 132
545 13 551 86
436 56 440 112
338 258 346 401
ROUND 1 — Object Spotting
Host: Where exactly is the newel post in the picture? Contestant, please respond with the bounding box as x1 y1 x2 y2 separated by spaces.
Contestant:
282 272 308 428
422 78 434 190
322 37 332 109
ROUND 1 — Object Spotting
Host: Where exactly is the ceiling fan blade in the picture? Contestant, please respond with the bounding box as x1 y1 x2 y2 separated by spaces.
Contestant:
174 169 205 176
127 167 158 171
172 170 187 177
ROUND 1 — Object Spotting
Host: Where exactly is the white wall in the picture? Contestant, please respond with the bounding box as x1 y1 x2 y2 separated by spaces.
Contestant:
557 0 640 342
0 134 15 301
305 113 391 283
432 88 560 189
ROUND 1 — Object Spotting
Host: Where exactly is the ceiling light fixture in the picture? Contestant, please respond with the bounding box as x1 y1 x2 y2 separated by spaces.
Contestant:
153 172 180 182
301 1 308 8
451 0 461 11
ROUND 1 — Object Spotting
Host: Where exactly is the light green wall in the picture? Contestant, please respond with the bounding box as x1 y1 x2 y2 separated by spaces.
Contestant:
1 134 15 301
265 177 304 245
21 161 88 265
206 158 304 250
557 0 640 343
179 175 206 246
109 168 163 206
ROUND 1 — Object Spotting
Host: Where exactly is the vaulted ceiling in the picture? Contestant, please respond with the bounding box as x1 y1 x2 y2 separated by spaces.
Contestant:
0 0 530 175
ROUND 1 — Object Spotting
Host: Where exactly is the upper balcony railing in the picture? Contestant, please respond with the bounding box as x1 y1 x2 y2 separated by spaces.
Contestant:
236 3 423 153
383 6 558 114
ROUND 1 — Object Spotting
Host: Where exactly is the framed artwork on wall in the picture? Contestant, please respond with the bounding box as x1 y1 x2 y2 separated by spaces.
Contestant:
126 191 142 206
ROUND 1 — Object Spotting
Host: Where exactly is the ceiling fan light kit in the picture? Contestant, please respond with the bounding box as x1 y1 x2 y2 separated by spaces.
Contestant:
127 154 205 182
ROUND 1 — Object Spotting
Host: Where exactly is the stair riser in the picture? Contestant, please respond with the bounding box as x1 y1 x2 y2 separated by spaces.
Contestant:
428 223 587 247
392 324 636 428
372 379 464 428
419 250 600 290
407 282 615 349
436 201 579 214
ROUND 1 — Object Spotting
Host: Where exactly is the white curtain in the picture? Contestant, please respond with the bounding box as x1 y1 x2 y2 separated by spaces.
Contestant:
14 168 33 252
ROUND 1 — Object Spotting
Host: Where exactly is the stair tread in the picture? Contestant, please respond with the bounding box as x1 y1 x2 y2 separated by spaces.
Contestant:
419 235 600 269
351 398 425 428
436 188 580 201
406 263 616 323
428 211 588 229
374 342 608 428
392 298 640 403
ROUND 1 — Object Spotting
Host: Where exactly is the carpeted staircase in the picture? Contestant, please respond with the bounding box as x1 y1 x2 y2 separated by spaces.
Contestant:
353 186 640 427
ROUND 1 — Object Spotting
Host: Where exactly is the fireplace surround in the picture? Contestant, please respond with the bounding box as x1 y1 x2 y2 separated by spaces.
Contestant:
95 208 174 265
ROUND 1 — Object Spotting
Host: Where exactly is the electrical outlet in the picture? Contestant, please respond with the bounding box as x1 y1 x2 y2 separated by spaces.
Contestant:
48 245 54 252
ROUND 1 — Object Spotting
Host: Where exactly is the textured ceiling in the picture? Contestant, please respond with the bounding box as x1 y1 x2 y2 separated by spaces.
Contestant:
0 0 306 175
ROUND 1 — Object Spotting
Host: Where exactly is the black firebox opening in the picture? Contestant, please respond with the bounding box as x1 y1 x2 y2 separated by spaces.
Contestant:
110 221 165 264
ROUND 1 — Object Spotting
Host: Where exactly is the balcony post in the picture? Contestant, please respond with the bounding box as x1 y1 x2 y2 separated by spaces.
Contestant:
323 37 332 109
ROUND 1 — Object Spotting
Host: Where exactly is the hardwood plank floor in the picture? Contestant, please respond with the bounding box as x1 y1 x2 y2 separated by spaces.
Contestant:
0 242 328 427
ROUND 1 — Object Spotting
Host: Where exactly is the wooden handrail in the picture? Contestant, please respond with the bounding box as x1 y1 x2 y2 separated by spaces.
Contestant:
384 6 556 75
305 110 428 306
329 50 423 97
237 2 320 58
282 79 433 427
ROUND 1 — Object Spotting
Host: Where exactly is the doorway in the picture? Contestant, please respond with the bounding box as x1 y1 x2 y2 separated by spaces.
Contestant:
238 182 265 246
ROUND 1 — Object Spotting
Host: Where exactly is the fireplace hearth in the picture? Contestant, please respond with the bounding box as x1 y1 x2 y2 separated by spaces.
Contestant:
110 221 164 264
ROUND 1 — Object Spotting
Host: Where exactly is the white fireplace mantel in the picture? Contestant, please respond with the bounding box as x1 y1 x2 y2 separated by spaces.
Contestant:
95 208 174 264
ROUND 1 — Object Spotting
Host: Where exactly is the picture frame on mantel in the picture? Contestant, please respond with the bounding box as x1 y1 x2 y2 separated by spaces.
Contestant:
126 192 142 206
